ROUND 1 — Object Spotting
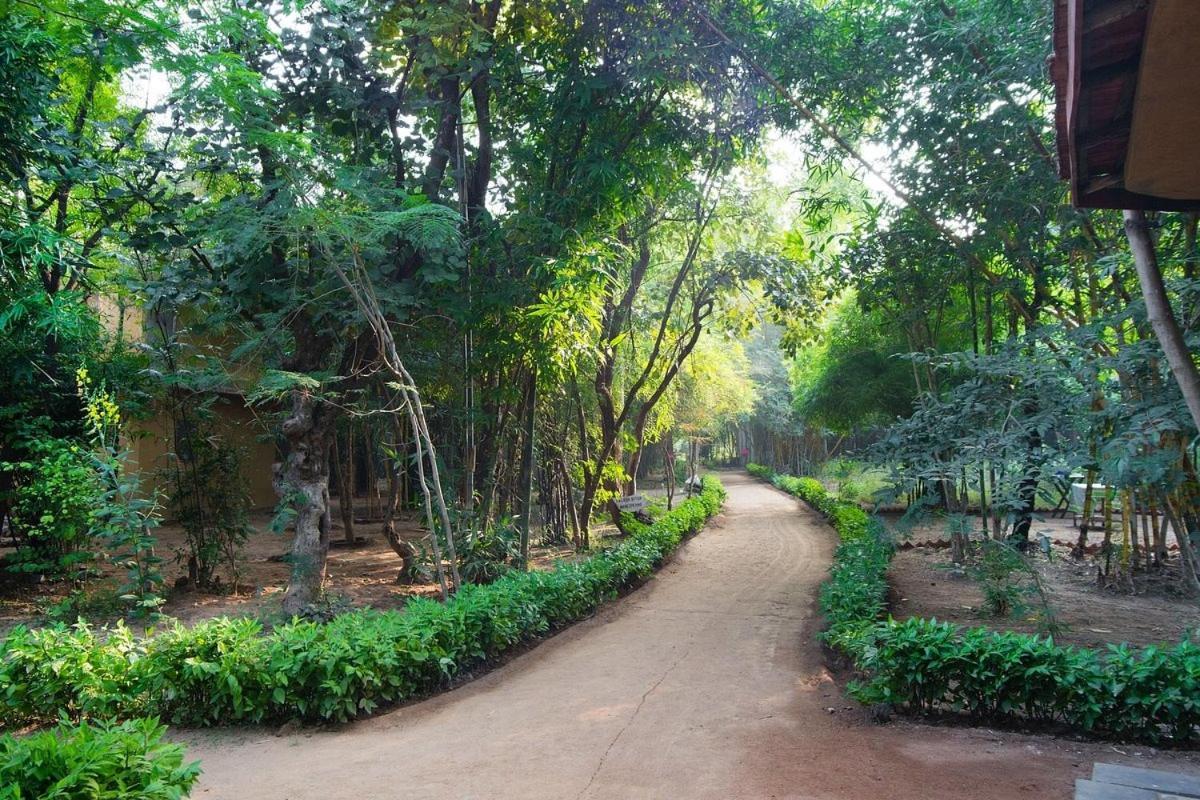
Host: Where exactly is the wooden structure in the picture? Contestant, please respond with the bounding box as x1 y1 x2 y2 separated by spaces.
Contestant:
1077 762 1200 799
1053 0 1200 211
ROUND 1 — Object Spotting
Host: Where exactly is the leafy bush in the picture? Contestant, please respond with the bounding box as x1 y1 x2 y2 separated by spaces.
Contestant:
0 477 725 728
456 518 521 585
2 440 101 577
0 622 146 726
37 587 125 624
83 373 165 616
0 717 200 800
163 438 251 592
757 465 1200 744
853 621 1200 743
746 462 773 480
966 539 1059 632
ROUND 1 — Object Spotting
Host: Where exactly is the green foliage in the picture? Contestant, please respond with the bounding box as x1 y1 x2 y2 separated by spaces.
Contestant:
0 718 200 800
760 466 1200 744
36 588 125 626
0 289 104 458
966 539 1059 634
83 374 164 616
0 622 146 724
0 0 160 496
790 296 921 434
0 477 724 728
972 542 1025 618
456 519 522 585
854 621 1200 744
91 453 164 618
673 335 758 441
2 440 100 577
746 462 773 480
2 375 163 613
162 431 251 592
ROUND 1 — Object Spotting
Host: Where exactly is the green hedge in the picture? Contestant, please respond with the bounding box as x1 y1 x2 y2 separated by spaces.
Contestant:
746 465 1200 744
0 476 725 728
0 718 199 800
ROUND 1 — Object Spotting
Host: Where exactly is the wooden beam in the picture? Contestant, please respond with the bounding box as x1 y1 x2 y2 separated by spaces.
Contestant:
1084 0 1150 34
1065 0 1085 204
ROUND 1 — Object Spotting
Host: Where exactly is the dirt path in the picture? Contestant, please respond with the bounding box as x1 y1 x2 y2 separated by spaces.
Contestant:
179 472 1195 799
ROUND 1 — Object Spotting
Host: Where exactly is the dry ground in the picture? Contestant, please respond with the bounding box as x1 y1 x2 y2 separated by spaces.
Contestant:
0 506 579 633
889 544 1200 649
177 471 1199 800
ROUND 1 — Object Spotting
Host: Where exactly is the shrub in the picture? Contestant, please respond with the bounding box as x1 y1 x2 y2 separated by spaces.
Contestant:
0 476 725 728
0 622 146 726
163 438 251 592
761 466 1200 744
456 518 521 585
84 375 165 616
852 622 1200 743
746 462 774 480
138 617 270 725
0 717 200 800
2 440 101 577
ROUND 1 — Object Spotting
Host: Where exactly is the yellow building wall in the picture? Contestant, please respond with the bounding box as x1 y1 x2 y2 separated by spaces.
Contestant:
89 295 280 511
130 400 280 511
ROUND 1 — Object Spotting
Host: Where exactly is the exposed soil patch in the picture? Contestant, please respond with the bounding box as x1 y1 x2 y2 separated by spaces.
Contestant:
889 543 1200 649
0 503 584 634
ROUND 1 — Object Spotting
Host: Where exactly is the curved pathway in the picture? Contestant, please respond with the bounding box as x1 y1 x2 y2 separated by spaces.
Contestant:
181 472 1191 799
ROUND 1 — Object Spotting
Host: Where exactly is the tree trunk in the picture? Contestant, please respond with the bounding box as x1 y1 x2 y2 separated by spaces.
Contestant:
663 432 675 510
382 418 419 581
1161 495 1200 597
1010 414 1043 543
577 478 596 549
334 429 356 544
627 437 643 494
1124 210 1200 434
1075 469 1097 556
556 456 582 548
517 368 537 568
279 388 334 616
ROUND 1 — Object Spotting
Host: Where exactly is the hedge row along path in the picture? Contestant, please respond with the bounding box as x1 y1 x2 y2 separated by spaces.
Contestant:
180 472 1196 799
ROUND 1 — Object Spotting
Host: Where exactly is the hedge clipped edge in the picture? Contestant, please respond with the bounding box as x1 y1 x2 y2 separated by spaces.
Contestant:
746 464 1200 745
0 476 725 729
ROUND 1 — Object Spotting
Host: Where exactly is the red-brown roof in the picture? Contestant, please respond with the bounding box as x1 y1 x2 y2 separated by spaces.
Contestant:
1052 0 1200 210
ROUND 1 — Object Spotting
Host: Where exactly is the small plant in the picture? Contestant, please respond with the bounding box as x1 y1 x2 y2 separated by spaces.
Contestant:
2 438 101 579
82 371 165 617
163 429 252 592
838 479 864 504
0 717 200 800
967 539 1062 634
290 590 357 623
457 518 521 584
37 587 124 624
970 539 1029 617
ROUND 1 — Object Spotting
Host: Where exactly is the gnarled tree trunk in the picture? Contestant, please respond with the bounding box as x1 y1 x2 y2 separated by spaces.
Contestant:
279 387 335 615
